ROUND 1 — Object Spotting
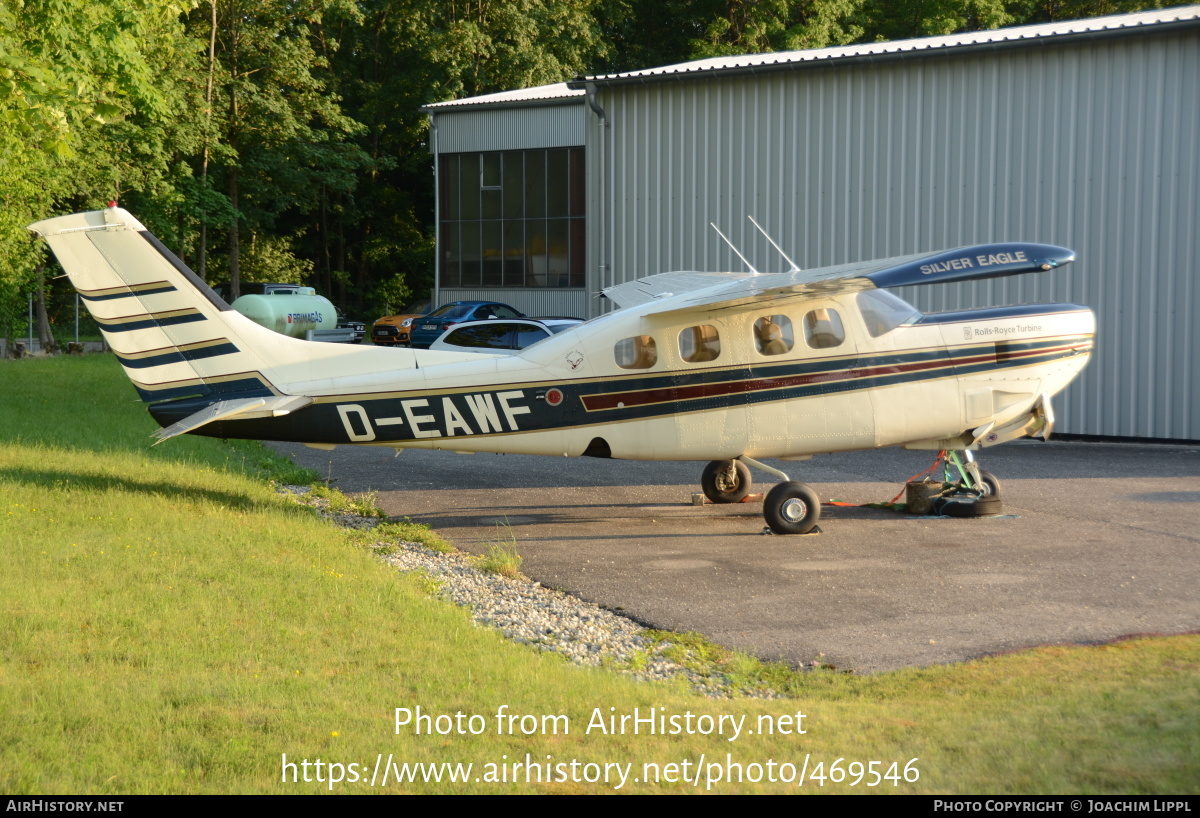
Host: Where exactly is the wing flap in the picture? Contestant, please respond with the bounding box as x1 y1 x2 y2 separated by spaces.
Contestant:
602 271 746 309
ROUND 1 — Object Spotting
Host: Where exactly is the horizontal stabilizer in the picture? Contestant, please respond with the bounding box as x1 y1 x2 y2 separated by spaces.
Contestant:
605 243 1075 315
152 395 313 443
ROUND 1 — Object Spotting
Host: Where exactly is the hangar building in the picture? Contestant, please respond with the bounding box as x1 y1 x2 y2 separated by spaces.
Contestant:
422 6 1200 439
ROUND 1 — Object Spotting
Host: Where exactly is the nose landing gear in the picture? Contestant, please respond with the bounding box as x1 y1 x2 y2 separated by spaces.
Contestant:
925 450 1004 517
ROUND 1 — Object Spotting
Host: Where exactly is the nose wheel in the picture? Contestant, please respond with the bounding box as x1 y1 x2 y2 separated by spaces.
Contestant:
959 450 1002 499
925 450 1004 517
974 469 1001 499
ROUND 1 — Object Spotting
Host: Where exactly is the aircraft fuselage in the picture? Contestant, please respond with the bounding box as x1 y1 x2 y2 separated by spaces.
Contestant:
167 291 1093 462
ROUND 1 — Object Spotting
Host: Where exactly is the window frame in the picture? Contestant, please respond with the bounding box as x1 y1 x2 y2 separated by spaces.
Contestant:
802 308 846 350
752 314 794 356
614 335 658 370
678 324 722 363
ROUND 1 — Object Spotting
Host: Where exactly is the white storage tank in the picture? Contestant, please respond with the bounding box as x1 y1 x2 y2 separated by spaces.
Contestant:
231 288 337 338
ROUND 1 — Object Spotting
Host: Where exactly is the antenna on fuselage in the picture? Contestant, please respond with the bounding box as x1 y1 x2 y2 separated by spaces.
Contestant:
709 222 759 275
748 215 800 272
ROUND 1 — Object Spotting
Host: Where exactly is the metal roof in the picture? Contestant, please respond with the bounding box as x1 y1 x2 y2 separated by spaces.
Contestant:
423 82 583 112
568 5 1200 87
423 7 1199 110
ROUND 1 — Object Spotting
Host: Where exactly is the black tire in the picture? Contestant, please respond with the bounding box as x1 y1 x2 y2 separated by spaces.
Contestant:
763 481 821 535
976 470 1001 499
701 459 752 504
938 494 1003 518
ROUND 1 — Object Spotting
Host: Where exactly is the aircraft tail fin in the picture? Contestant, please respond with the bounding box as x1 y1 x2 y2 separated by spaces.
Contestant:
28 206 420 422
28 206 297 407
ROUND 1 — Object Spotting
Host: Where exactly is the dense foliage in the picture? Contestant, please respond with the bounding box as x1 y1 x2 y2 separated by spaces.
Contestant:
0 0 1168 343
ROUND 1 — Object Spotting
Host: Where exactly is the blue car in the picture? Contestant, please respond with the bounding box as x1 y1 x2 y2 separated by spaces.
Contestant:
407 301 526 349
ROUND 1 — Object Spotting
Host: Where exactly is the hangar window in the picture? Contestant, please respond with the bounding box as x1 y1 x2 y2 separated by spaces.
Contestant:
803 309 845 349
615 335 657 369
679 325 721 363
439 148 585 289
753 315 793 355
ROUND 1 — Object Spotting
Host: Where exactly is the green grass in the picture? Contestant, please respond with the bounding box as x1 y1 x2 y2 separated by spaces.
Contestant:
344 518 454 554
1 355 1197 794
476 523 524 578
302 484 388 519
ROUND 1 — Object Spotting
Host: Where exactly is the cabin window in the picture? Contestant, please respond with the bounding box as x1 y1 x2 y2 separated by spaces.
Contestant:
679 325 721 363
803 308 844 349
857 290 920 337
615 335 658 369
753 315 793 356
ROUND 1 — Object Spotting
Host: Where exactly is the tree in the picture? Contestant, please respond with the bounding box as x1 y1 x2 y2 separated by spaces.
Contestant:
0 0 198 344
315 0 610 310
184 0 371 300
857 0 1011 41
593 0 863 71
688 0 865 57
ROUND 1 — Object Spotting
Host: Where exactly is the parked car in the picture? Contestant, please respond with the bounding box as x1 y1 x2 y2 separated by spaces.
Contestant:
429 318 583 355
370 299 431 346
335 307 366 343
407 301 525 349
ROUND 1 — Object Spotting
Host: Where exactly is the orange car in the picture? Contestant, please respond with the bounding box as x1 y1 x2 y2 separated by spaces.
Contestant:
370 299 430 346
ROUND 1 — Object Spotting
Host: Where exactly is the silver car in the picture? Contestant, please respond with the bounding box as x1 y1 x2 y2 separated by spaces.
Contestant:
428 318 582 355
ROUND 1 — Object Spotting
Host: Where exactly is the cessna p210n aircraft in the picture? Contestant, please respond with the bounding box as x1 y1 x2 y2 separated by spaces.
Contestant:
30 206 1095 534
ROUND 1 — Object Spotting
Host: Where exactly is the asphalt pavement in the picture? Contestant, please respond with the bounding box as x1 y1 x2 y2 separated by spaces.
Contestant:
267 437 1200 672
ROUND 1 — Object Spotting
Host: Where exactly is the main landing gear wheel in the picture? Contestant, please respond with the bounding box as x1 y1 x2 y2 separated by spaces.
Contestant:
701 459 752 504
763 481 821 535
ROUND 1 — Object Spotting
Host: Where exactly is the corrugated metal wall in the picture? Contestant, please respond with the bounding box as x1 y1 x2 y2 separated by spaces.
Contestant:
591 30 1199 438
434 104 585 152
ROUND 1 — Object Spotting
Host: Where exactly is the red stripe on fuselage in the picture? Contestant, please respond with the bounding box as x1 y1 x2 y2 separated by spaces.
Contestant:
579 340 1089 412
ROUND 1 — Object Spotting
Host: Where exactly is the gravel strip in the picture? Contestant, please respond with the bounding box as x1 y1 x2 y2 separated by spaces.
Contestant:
279 485 781 698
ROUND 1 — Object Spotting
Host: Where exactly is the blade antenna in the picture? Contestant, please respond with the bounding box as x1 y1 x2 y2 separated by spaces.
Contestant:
748 215 800 272
709 222 758 275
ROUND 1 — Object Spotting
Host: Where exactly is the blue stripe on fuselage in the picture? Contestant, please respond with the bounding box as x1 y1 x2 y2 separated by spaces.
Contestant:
917 303 1088 325
134 375 274 405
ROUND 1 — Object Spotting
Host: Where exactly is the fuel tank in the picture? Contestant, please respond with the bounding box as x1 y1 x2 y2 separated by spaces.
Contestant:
230 290 337 338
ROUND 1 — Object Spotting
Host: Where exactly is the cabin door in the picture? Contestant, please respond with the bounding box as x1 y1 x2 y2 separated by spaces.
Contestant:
744 302 876 458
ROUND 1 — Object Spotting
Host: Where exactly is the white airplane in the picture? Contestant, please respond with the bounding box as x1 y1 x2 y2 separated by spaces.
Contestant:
30 205 1094 534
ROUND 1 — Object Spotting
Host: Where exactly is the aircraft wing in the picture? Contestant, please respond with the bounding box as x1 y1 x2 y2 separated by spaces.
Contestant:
603 242 1074 315
601 270 748 308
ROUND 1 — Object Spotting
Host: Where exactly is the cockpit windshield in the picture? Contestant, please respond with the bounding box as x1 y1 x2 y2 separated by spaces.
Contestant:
857 289 921 337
